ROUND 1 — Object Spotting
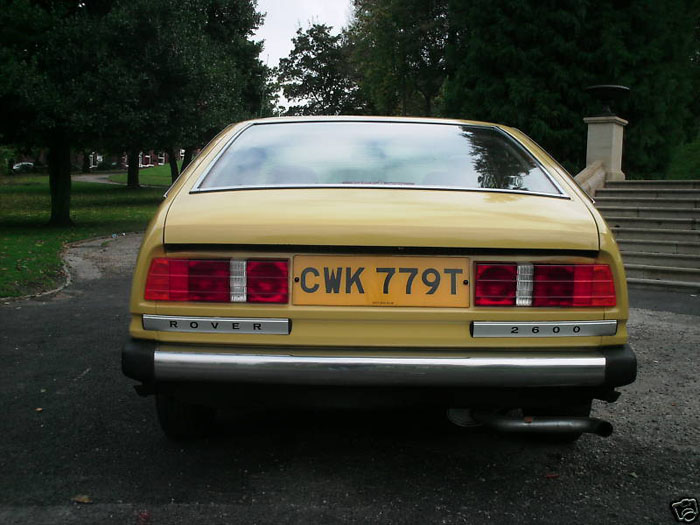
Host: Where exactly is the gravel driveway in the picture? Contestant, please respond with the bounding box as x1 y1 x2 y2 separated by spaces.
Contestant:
0 233 698 524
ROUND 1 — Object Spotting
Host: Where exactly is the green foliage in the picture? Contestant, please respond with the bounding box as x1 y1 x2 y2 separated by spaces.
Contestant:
666 134 700 180
0 175 162 297
0 1 106 145
278 24 367 115
443 0 699 177
348 0 448 116
0 146 17 176
0 0 268 221
96 0 268 151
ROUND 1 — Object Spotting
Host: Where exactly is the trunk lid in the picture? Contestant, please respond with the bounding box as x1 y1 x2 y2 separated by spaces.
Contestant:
164 188 598 251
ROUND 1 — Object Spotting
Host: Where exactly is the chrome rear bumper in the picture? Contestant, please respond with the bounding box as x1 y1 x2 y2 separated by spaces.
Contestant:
152 350 606 387
123 341 636 389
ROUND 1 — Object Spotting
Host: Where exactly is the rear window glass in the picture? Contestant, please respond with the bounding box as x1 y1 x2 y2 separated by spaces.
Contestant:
197 121 562 195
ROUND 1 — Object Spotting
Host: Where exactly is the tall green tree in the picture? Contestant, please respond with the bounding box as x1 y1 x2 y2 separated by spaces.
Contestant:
278 24 367 115
97 0 268 185
443 0 699 177
0 0 269 223
348 0 448 116
0 0 114 225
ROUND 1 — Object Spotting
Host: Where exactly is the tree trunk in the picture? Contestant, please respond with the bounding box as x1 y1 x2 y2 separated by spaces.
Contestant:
166 146 179 183
402 77 408 116
181 147 194 172
423 94 432 117
81 151 90 173
127 148 140 188
47 132 73 226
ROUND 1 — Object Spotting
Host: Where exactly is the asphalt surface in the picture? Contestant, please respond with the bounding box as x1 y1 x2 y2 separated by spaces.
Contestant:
1 235 698 524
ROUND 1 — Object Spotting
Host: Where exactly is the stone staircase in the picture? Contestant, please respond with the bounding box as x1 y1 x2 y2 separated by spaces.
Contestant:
595 180 700 292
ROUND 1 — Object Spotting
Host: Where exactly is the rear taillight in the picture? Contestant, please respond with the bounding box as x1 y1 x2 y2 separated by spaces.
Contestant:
145 259 230 302
533 265 616 307
246 260 289 303
475 263 616 307
474 264 517 306
145 258 289 304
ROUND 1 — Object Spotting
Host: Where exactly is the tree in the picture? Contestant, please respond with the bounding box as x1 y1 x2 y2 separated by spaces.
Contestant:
278 24 367 115
96 0 268 186
443 0 699 177
0 0 270 221
347 0 448 116
0 0 114 225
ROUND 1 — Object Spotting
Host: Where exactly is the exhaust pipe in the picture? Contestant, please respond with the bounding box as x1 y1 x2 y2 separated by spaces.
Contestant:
472 412 613 437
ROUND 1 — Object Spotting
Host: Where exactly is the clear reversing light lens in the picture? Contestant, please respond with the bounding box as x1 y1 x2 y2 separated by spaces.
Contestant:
516 264 534 306
230 259 247 302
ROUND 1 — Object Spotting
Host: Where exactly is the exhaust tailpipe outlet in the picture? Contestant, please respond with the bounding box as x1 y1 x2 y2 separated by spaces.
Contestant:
473 413 613 437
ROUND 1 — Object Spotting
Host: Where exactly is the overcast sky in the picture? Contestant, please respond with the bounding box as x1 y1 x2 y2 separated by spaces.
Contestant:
253 0 353 69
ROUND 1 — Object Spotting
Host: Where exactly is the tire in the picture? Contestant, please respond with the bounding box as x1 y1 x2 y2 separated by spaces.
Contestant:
523 401 593 444
155 393 215 441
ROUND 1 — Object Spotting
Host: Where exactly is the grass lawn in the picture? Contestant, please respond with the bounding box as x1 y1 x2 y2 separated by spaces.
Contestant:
107 164 176 186
0 174 163 298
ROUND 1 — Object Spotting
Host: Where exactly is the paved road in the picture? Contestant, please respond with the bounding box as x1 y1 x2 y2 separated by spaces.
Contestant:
71 173 122 185
1 235 698 524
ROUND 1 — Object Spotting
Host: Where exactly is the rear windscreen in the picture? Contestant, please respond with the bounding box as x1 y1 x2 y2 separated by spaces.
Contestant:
197 121 562 195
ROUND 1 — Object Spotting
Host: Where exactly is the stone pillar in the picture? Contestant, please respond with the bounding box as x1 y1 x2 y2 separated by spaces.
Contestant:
583 115 628 181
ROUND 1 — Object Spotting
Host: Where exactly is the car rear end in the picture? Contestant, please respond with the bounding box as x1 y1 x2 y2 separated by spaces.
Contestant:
123 117 636 439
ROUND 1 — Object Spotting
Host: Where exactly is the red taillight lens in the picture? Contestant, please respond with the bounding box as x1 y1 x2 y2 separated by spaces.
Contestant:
186 260 230 302
579 265 616 307
475 263 616 307
144 258 171 301
474 264 517 306
533 265 575 306
246 260 289 304
145 258 230 302
533 264 615 307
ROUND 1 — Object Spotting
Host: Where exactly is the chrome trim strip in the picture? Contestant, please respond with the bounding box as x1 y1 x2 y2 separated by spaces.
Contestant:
143 315 290 335
189 184 570 199
472 320 618 338
153 351 606 387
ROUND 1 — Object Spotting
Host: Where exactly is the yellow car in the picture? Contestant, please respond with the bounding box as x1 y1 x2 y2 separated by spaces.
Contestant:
123 116 636 441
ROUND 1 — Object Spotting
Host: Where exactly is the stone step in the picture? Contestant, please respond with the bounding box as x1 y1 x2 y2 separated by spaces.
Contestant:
621 251 700 268
598 206 700 219
596 188 700 199
611 227 700 242
616 239 700 255
624 263 700 283
606 180 700 189
626 277 700 292
605 216 699 231
595 197 700 208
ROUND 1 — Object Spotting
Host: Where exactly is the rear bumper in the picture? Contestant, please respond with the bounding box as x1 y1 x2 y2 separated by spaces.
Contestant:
123 341 636 389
